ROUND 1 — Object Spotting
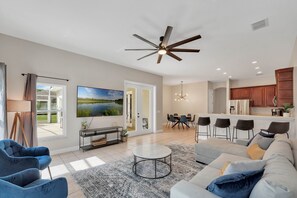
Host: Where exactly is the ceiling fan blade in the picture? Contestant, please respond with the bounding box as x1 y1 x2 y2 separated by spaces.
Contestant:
167 52 182 61
125 49 157 51
167 35 201 49
157 55 163 64
137 51 158 61
169 49 200 53
133 34 158 48
161 26 173 47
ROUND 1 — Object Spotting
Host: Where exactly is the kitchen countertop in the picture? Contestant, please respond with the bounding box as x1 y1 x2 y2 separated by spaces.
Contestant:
199 113 295 121
197 113 296 138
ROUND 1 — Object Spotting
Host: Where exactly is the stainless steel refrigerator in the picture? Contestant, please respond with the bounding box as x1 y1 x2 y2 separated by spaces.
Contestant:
228 99 250 115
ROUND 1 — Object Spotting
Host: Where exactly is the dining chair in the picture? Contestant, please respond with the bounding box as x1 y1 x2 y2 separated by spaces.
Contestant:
179 115 190 129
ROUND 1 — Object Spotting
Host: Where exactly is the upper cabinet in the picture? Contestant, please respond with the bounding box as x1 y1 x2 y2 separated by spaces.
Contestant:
275 67 294 106
231 85 276 107
230 87 250 100
265 85 276 107
250 86 265 107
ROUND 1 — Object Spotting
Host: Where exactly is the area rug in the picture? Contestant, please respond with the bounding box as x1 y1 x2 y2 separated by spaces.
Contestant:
72 144 205 198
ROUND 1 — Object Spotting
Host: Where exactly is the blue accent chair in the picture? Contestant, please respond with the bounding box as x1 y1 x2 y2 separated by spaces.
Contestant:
0 139 52 179
0 168 68 198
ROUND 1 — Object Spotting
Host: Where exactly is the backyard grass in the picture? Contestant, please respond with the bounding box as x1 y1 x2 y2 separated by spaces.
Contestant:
37 114 57 123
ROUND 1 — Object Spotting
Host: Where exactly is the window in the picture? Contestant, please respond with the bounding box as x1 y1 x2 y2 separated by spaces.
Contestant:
36 83 66 138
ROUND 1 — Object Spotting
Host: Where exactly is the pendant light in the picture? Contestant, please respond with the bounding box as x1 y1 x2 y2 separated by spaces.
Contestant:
174 81 188 101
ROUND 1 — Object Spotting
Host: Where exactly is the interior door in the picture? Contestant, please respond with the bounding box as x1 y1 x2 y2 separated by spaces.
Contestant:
125 83 153 136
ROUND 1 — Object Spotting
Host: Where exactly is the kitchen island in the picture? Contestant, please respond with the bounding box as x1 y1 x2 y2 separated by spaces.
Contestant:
197 113 295 138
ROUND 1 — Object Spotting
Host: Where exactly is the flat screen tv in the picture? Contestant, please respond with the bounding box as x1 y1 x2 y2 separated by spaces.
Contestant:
77 86 124 117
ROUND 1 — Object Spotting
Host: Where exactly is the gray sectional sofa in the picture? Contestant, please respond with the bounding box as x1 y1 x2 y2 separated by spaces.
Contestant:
170 137 297 198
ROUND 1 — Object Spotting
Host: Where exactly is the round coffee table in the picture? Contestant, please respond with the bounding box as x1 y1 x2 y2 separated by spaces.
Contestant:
132 144 172 179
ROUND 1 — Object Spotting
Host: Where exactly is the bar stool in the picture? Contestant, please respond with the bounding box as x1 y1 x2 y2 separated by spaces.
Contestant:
261 122 290 138
232 119 254 141
213 118 231 140
195 117 211 142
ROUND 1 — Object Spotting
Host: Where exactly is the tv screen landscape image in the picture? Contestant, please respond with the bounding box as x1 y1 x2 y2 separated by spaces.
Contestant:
77 86 124 117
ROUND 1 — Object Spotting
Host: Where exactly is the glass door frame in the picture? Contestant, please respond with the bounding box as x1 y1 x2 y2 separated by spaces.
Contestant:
124 81 156 137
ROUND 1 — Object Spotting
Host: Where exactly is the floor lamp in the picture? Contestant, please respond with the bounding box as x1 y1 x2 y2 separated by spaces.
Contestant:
7 100 31 147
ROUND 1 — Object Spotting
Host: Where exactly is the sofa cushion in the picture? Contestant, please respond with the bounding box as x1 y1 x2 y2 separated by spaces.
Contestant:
209 153 250 170
290 139 297 170
220 161 231 175
195 138 248 164
247 132 275 146
247 134 274 150
263 139 294 164
247 144 265 160
171 180 221 198
206 169 264 198
250 156 297 198
223 160 266 175
190 166 220 188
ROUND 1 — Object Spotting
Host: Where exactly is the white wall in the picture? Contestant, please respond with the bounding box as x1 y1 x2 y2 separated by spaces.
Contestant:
170 81 208 115
290 36 297 132
213 88 226 114
230 75 276 88
162 85 172 123
0 33 163 153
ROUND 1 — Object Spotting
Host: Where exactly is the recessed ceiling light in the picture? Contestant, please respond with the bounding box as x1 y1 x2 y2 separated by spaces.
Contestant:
257 71 262 74
223 72 227 75
252 61 258 64
216 68 221 71
228 76 232 78
255 66 260 70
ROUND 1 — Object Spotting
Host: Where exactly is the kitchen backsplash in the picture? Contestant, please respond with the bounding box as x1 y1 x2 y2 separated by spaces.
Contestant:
251 107 274 116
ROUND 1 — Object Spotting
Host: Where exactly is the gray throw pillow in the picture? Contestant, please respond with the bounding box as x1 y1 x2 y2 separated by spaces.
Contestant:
248 134 274 150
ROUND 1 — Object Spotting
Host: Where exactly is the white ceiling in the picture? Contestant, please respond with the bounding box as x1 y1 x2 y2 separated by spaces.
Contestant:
1 0 297 85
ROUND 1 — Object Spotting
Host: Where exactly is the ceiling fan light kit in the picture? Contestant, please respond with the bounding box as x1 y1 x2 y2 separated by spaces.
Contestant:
125 26 201 64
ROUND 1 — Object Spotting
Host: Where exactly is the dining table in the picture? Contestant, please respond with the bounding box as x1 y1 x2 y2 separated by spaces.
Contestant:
172 115 191 129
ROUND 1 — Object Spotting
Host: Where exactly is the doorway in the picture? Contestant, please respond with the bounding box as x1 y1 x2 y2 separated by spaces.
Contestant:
213 87 227 114
125 81 155 136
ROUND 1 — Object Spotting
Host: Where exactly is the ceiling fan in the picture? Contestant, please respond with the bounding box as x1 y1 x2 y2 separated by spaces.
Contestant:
125 26 201 64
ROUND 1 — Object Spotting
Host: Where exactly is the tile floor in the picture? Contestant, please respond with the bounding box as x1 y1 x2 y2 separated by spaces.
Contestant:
42 126 201 198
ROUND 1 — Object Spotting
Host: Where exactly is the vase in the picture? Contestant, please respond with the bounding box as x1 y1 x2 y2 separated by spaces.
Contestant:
121 136 128 142
283 113 290 117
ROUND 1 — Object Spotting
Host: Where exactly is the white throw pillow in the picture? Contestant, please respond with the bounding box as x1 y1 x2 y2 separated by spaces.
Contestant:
250 179 294 198
223 160 266 175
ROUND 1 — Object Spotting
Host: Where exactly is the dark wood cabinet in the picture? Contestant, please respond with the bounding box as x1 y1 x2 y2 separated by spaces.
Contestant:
264 85 276 107
275 67 293 107
250 86 265 107
230 88 250 100
231 85 276 107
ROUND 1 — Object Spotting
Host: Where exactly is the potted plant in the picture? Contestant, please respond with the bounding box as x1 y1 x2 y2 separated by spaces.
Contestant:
283 103 294 117
121 129 128 142
81 121 88 129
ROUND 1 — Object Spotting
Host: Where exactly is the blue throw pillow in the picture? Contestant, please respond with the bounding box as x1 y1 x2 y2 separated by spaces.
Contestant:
206 169 264 198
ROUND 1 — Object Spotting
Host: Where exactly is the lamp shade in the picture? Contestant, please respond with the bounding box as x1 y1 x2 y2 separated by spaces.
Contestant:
7 100 31 112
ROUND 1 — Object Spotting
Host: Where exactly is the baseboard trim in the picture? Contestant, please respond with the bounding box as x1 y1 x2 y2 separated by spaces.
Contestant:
156 129 163 133
51 146 79 155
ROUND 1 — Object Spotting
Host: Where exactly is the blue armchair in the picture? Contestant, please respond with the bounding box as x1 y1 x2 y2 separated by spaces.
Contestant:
0 139 52 179
0 168 68 198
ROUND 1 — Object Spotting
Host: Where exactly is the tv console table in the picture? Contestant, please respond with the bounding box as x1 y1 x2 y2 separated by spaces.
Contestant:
79 126 123 151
